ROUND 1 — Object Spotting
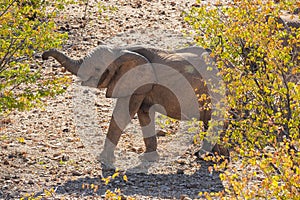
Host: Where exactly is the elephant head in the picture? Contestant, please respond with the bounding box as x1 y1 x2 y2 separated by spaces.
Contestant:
42 45 154 98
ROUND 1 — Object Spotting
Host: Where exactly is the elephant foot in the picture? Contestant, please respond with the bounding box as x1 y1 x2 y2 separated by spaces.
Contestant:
139 151 160 162
212 143 230 158
97 150 116 167
100 161 116 171
196 144 230 163
196 149 215 159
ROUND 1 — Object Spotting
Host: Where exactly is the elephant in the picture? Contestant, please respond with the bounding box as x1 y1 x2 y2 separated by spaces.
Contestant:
42 45 228 164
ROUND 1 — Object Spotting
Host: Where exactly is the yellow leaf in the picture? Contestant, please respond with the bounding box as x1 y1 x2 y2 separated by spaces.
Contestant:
123 175 128 182
112 172 119 179
220 173 226 181
102 177 111 185
17 137 25 143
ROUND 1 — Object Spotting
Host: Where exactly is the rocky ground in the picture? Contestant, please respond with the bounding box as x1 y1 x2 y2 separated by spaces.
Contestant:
0 0 227 199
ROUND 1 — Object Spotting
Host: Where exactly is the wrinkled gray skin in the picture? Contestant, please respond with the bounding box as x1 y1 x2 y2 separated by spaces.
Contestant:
42 45 228 163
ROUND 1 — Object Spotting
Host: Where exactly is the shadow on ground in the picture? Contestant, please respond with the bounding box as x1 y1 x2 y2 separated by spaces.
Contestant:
41 160 224 199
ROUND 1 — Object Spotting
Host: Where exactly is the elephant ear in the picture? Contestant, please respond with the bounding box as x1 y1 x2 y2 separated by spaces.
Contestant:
104 51 156 98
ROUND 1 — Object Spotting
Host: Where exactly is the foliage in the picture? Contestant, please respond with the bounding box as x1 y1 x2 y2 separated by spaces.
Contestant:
98 1 118 15
185 0 300 198
0 0 71 116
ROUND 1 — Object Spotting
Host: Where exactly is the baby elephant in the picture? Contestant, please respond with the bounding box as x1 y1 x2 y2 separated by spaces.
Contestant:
42 45 227 164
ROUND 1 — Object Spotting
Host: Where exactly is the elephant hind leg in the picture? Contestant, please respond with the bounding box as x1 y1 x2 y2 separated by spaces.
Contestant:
137 104 159 161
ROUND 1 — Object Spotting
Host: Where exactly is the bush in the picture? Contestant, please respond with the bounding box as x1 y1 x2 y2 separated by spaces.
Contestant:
185 0 299 198
0 0 71 115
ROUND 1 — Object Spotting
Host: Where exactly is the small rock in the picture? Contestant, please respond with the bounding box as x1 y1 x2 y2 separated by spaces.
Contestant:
180 195 192 200
158 10 166 15
28 180 34 185
66 137 74 142
53 153 61 158
13 179 20 184
59 26 68 32
8 154 15 159
63 128 69 133
72 171 82 176
23 158 30 162
62 155 69 162
176 159 189 165
34 54 42 59
83 37 90 41
131 146 143 153
157 130 167 137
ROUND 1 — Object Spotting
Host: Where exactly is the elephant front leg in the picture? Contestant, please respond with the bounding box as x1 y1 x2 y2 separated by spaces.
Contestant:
99 95 145 165
99 116 123 164
137 106 159 162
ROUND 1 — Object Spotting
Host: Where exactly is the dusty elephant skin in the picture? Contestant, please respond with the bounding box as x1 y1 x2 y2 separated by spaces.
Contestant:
42 45 227 165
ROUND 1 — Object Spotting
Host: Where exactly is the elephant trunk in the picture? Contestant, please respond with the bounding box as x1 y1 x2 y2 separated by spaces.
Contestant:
42 49 83 75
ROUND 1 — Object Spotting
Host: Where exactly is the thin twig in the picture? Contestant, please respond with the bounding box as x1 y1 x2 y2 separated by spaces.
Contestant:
0 0 18 18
